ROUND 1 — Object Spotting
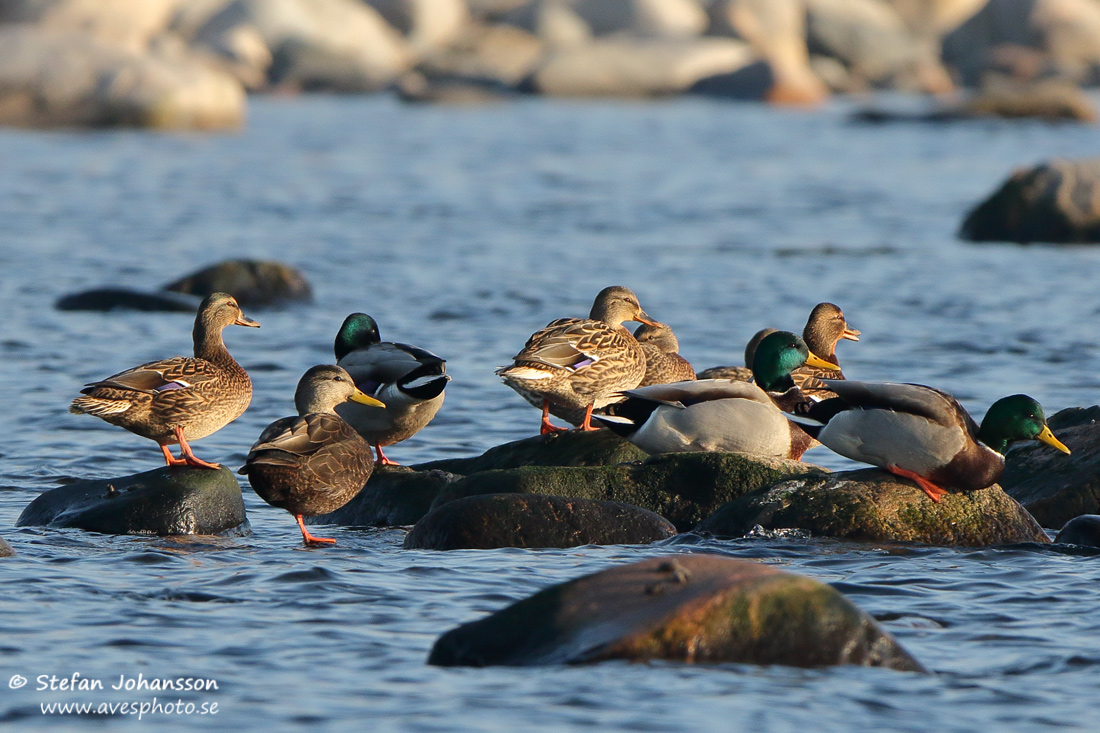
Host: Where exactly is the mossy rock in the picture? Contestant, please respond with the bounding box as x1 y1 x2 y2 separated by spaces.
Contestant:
1054 515 1100 547
404 494 677 550
0 536 13 557
17 466 250 537
429 554 925 670
698 468 1049 547
309 466 457 527
1000 406 1100 529
415 429 649 475
432 452 827 532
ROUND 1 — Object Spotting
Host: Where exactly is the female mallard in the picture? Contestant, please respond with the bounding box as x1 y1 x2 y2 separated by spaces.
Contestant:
799 381 1070 501
791 302 860 399
497 286 658 434
238 365 385 546
333 313 450 466
597 331 839 458
632 321 696 386
69 292 259 469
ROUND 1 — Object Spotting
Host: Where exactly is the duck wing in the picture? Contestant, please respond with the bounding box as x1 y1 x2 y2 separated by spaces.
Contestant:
339 342 447 395
818 380 967 429
82 356 221 395
242 414 353 466
621 379 771 408
511 318 630 372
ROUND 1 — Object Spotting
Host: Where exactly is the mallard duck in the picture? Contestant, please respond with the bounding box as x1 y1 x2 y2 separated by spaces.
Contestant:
791 302 860 399
632 321 696 386
597 331 839 458
332 313 449 466
798 381 1070 502
238 365 385 546
696 327 776 381
497 286 658 434
69 292 259 469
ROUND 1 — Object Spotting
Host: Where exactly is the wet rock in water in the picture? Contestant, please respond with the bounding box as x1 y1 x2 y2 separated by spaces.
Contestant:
417 429 649 475
162 259 312 306
1000 406 1100 528
960 158 1100 243
309 466 458 527
0 536 13 557
529 37 755 97
17 466 249 537
1054 514 1100 547
55 288 200 313
432 451 826 532
404 494 677 550
428 554 926 670
697 468 1049 547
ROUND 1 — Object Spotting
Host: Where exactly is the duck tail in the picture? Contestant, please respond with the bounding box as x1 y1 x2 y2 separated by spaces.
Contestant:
69 396 130 417
398 363 451 401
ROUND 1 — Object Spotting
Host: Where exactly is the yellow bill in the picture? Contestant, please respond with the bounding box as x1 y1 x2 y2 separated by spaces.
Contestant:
349 389 385 408
805 351 841 371
1037 425 1070 454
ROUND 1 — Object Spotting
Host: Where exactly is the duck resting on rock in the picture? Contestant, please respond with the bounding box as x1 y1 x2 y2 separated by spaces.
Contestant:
69 292 259 469
497 286 658 434
239 365 385 546
795 380 1070 502
632 321 696 386
596 331 839 459
333 313 450 466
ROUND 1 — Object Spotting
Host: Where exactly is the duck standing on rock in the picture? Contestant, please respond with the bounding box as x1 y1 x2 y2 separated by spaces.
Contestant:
633 321 696 386
239 365 385 546
333 313 450 466
797 381 1070 502
69 292 259 469
597 331 839 458
497 286 658 434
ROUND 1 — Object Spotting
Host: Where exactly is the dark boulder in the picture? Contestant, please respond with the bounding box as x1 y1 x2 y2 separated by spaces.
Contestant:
162 259 312 307
1054 515 1100 547
55 288 200 313
428 554 925 670
1001 407 1100 528
698 468 1049 547
431 452 826 532
17 466 249 536
416 429 649 475
404 494 676 550
309 466 458 527
0 536 13 557
960 158 1100 243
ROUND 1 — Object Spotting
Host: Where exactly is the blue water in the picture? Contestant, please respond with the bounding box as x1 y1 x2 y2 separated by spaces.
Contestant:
1 95 1099 730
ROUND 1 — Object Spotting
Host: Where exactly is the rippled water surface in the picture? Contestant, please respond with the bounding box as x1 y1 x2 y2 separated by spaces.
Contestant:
2 95 1099 730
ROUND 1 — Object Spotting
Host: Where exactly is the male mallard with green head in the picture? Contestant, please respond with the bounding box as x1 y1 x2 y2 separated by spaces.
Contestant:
497 286 658 434
239 365 385 546
597 331 839 458
333 313 449 466
69 292 259 469
799 381 1070 501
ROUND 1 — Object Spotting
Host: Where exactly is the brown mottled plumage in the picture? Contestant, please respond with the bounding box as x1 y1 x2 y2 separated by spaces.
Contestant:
632 322 696 387
238 365 384 546
69 292 259 468
497 286 657 433
791 302 860 399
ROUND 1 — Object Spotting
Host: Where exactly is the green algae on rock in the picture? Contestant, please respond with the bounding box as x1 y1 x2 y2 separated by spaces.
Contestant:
431 451 827 532
404 494 676 550
429 554 925 671
697 468 1049 547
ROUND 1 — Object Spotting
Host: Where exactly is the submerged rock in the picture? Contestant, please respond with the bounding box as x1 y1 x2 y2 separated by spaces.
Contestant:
309 466 457 527
698 468 1049 547
432 451 826 532
960 159 1100 243
17 466 249 537
55 288 200 313
428 554 925 670
0 536 13 557
404 494 677 550
1000 406 1100 528
162 259 312 306
1054 515 1100 547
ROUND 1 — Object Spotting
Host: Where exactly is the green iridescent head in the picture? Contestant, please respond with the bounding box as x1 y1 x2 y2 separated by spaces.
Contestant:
979 394 1070 456
334 313 381 361
751 331 839 392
